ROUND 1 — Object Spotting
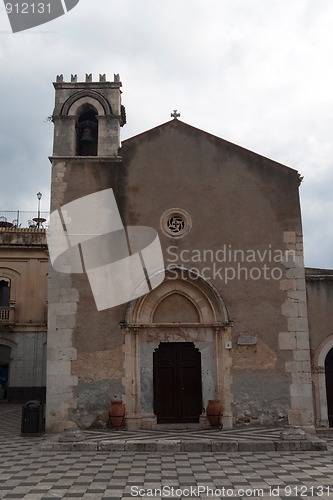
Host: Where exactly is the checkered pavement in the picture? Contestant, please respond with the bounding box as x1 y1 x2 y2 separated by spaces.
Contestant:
1 404 333 499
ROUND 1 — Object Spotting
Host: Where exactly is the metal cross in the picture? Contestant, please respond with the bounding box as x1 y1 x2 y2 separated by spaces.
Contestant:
171 110 180 119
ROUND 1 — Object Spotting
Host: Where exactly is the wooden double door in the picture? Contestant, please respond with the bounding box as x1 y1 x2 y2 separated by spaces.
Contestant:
153 342 202 423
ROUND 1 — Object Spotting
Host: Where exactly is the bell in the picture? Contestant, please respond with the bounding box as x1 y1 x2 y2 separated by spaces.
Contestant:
80 127 94 143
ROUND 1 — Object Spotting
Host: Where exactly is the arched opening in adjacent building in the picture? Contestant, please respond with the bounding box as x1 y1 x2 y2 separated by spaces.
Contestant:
76 106 98 156
325 347 333 427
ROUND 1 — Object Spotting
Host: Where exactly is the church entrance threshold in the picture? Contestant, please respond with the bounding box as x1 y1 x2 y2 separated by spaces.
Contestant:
153 342 202 424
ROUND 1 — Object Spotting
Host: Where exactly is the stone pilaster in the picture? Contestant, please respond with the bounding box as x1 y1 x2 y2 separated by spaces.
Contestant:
279 231 314 429
46 158 79 432
46 278 79 432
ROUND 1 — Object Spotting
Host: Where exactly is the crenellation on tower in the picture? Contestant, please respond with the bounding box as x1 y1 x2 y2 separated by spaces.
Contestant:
54 73 122 86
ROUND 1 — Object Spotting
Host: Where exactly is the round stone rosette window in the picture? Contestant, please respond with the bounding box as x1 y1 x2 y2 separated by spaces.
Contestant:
160 208 192 239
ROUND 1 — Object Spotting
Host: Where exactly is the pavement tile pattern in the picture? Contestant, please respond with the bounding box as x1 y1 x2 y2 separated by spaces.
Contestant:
1 404 333 499
81 427 283 442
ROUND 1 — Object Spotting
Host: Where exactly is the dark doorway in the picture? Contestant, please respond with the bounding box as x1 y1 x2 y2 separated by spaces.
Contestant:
325 348 333 427
0 364 8 400
153 342 202 423
0 344 10 401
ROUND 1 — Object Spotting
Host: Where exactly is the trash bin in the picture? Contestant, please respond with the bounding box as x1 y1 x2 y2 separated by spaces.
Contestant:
21 400 43 436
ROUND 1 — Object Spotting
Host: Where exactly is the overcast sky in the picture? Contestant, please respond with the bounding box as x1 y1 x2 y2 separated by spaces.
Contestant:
0 0 332 268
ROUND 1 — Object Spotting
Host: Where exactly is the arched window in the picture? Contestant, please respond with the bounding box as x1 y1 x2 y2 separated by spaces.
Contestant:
0 278 10 307
76 106 98 156
0 278 10 322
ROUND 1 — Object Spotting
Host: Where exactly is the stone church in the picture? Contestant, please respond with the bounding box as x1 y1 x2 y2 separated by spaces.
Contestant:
46 73 333 433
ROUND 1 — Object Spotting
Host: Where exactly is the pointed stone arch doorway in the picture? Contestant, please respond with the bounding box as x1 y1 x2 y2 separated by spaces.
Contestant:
122 267 233 430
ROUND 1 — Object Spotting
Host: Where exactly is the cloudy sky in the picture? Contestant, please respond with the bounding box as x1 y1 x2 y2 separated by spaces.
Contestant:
0 0 332 268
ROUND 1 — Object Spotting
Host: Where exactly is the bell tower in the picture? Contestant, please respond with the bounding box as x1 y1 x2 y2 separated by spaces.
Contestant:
46 73 126 432
52 73 126 158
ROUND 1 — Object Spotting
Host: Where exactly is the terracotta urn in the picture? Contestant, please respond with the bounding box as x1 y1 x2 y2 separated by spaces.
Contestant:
108 400 125 428
206 399 223 427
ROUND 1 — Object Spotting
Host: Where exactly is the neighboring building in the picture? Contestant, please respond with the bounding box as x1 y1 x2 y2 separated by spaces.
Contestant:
306 268 333 427
0 225 48 402
45 73 333 433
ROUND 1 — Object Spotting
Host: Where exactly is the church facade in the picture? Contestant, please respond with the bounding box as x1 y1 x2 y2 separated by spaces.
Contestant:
46 74 333 432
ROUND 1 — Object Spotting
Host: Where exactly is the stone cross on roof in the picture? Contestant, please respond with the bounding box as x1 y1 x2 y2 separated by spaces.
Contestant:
171 110 180 119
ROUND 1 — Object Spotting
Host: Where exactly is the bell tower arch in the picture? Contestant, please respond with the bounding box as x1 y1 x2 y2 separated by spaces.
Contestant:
76 104 98 156
51 73 126 158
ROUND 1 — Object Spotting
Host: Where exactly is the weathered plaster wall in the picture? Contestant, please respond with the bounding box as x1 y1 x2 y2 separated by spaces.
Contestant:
46 157 126 431
232 371 290 425
71 345 123 428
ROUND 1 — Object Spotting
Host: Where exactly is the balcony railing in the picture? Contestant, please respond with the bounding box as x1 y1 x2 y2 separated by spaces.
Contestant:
0 211 50 229
0 304 15 324
0 307 10 321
